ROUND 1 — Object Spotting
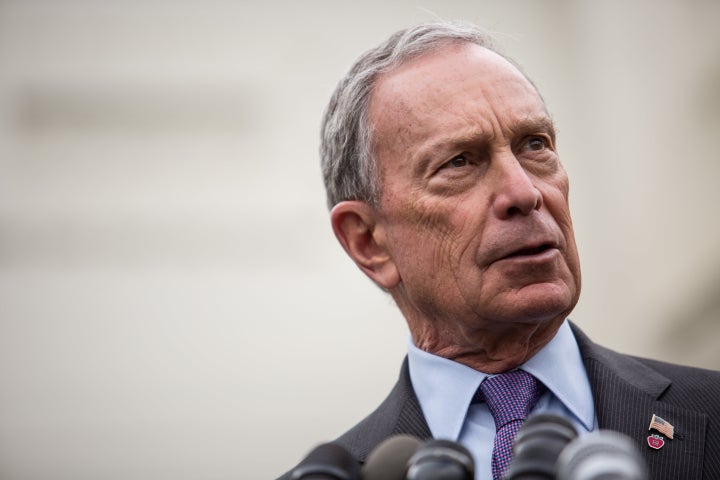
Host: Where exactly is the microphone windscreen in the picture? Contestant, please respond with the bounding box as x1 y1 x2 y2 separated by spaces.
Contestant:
290 442 361 480
504 413 579 479
556 430 648 480
406 439 475 480
362 434 422 480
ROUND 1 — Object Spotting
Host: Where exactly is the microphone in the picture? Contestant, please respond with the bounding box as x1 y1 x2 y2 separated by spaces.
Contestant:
406 439 475 480
361 434 422 480
289 442 361 480
504 413 579 480
556 430 648 480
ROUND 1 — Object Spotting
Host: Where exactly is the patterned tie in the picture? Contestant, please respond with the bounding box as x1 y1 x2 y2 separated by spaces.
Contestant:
473 370 546 480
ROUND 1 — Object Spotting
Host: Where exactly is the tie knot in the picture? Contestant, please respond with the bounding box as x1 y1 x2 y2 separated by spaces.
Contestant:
474 370 546 428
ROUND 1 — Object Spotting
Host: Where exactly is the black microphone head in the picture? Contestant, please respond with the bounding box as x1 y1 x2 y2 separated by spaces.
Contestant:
406 439 475 480
290 442 361 480
361 434 422 480
556 430 648 480
504 413 579 480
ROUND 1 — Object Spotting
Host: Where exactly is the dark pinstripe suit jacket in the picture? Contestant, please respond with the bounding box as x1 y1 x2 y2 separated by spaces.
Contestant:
280 324 720 479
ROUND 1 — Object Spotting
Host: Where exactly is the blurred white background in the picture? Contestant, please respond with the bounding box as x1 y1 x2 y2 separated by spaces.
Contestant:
0 1 719 478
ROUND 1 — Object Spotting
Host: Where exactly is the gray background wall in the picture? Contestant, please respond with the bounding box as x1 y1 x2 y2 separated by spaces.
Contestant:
0 1 719 478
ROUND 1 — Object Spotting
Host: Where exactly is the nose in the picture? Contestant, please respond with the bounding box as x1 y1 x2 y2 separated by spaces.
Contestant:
491 152 543 219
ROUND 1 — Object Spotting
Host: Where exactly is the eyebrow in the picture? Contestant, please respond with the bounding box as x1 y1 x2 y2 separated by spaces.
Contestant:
508 115 557 139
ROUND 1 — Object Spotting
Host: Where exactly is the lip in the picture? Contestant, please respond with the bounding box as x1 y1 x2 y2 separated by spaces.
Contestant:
497 244 560 263
490 240 560 264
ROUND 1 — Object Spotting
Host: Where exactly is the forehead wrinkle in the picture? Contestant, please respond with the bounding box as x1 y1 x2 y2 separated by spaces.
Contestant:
422 84 549 160
411 125 494 170
404 92 503 170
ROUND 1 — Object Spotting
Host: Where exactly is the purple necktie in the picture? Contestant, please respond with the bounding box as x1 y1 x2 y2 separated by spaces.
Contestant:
473 370 546 480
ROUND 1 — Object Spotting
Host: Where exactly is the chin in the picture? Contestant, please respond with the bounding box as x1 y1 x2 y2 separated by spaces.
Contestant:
492 282 578 325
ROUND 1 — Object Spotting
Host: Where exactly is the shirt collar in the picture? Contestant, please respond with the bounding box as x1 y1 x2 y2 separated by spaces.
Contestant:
407 319 595 440
407 339 487 440
522 320 595 431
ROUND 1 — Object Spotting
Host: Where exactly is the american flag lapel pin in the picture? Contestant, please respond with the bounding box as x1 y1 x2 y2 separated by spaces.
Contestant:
647 414 674 450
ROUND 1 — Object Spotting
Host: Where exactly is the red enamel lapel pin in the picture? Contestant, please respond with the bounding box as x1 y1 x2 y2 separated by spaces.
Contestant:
647 434 664 450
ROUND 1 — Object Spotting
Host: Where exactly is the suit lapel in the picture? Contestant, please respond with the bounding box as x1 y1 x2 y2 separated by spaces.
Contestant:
391 372 433 440
572 324 706 479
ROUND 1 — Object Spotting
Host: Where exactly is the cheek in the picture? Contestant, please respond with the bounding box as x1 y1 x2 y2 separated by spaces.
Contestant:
391 198 482 274
388 191 448 235
542 187 582 284
540 178 573 230
395 205 452 262
564 228 582 284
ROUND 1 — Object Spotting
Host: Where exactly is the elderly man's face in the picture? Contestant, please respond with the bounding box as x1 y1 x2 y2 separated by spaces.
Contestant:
367 43 581 335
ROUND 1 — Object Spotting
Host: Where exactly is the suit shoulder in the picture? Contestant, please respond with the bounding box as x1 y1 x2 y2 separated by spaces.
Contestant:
631 355 720 383
573 323 720 401
631 355 720 406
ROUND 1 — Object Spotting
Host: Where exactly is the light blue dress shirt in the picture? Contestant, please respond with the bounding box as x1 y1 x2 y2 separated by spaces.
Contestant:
407 320 597 480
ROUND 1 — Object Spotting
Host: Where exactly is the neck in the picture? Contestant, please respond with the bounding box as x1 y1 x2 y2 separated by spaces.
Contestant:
409 316 564 374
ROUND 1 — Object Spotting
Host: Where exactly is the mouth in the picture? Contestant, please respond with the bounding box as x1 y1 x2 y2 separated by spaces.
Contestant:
501 242 556 260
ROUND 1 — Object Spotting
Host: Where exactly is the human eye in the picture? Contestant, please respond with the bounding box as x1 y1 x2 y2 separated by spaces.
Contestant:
523 136 550 152
441 154 470 169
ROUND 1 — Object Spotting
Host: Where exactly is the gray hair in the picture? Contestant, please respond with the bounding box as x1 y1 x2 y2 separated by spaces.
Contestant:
320 21 502 209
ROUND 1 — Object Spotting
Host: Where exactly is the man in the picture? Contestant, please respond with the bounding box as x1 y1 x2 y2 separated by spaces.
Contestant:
282 22 720 479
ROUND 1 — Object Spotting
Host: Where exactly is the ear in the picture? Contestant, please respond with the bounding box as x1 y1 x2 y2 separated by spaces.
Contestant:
330 201 400 289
